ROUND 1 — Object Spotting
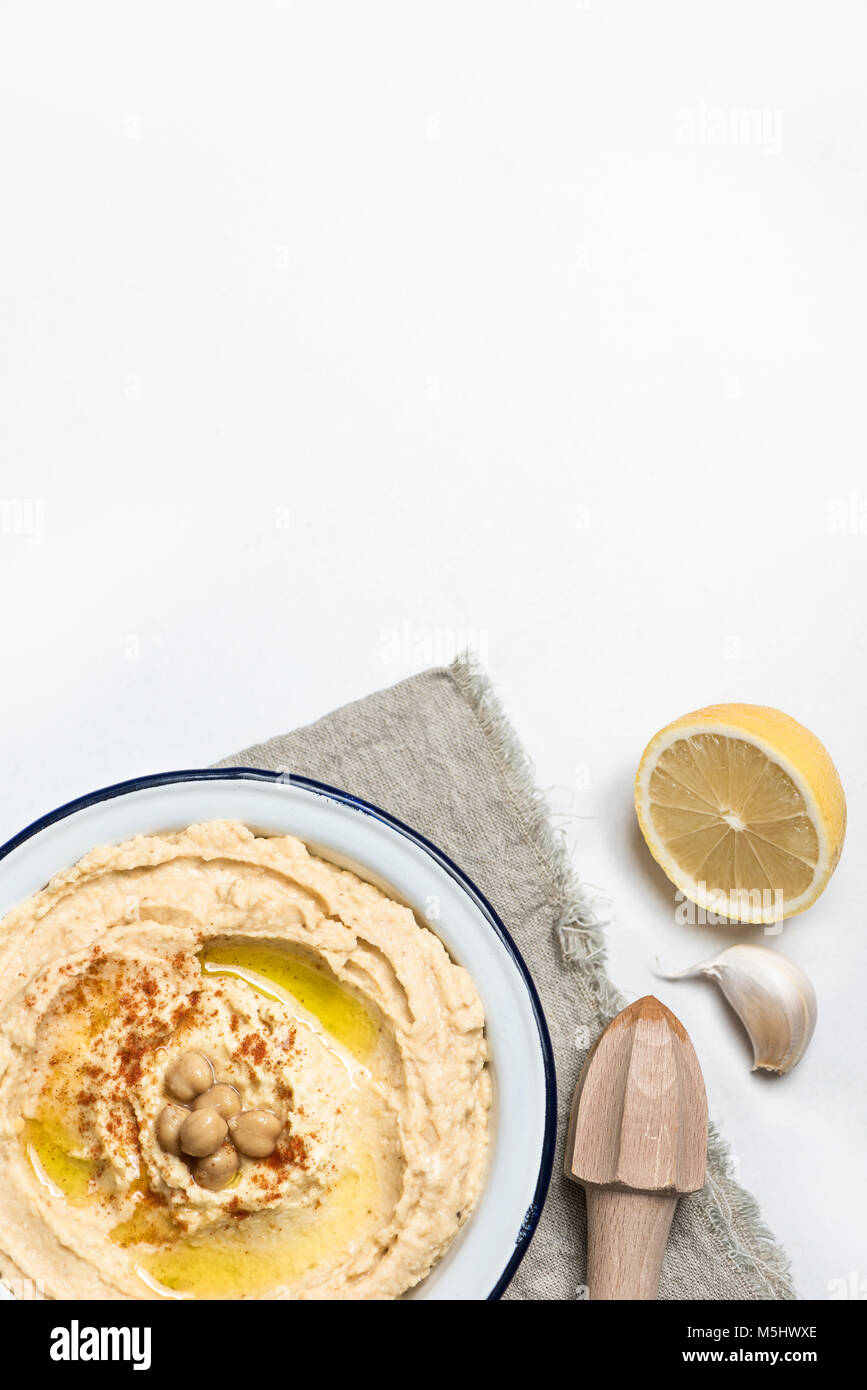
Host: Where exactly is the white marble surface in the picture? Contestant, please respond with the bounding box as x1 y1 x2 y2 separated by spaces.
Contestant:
1 0 865 1299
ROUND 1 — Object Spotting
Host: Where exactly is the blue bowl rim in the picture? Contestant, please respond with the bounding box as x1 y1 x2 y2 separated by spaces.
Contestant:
0 766 557 1301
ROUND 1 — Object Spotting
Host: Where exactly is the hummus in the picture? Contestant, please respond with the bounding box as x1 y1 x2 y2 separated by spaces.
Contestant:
0 821 490 1299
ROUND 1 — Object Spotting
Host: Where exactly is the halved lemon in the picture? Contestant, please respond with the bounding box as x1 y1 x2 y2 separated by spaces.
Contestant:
635 704 846 923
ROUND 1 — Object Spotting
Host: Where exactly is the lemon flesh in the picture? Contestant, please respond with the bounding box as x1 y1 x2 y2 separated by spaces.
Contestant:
635 704 846 923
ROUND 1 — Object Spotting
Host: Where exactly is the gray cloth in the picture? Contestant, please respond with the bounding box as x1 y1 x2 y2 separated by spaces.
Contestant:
215 658 795 1300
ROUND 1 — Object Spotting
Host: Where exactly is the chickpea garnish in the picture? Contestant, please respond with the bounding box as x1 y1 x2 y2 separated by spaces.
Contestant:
192 1083 242 1120
179 1108 228 1158
156 1052 285 1179
155 1103 189 1157
194 1142 240 1191
165 1050 214 1103
230 1109 283 1159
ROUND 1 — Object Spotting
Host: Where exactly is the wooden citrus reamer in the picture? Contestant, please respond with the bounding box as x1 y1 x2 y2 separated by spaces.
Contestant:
565 996 707 1300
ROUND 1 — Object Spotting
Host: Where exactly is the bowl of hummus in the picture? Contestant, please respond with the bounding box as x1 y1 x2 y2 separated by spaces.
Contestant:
0 769 555 1301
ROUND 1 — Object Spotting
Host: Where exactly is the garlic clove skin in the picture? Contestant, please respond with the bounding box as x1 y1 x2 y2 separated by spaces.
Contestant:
658 944 817 1075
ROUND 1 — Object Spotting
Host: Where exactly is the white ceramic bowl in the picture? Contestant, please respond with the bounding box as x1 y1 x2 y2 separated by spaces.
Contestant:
0 769 556 1301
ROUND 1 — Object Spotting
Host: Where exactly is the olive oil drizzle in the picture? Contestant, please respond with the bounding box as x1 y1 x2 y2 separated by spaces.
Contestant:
137 1154 380 1298
23 1119 97 1203
198 941 379 1062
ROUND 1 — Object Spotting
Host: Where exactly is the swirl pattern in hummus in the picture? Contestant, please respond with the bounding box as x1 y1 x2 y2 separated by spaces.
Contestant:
0 821 490 1299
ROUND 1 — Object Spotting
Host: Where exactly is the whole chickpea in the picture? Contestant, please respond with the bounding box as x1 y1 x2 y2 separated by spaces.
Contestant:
155 1103 189 1156
230 1109 283 1159
165 1050 214 1103
194 1142 239 1191
179 1108 228 1158
192 1083 242 1120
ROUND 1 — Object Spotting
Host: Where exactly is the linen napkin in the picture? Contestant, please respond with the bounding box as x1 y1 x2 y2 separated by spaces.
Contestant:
215 657 795 1301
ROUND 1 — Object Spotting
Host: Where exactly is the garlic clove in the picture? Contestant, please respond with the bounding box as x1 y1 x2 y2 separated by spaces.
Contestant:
658 943 817 1075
